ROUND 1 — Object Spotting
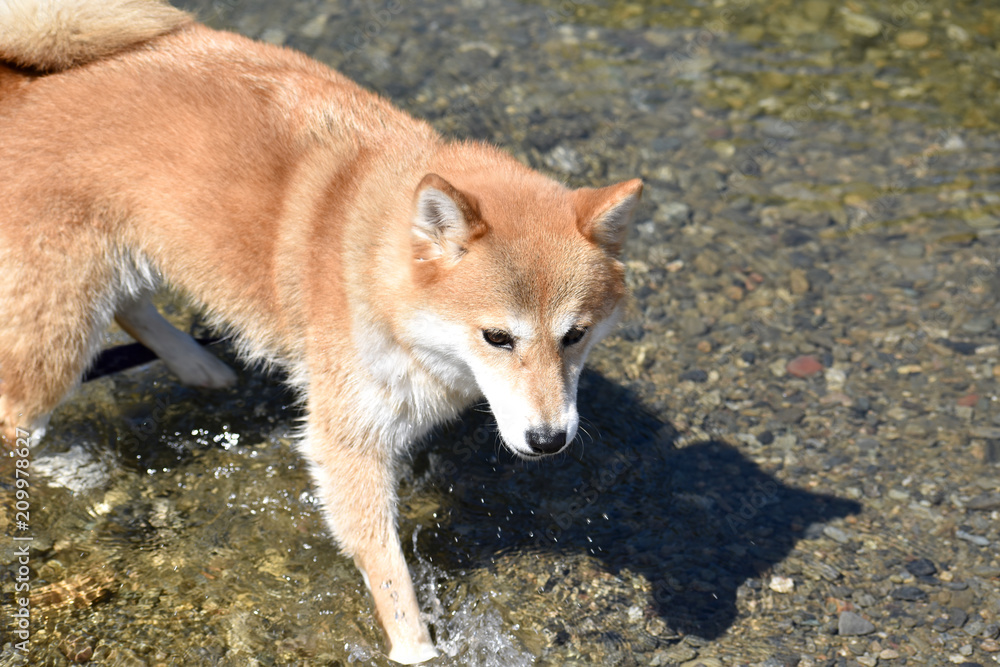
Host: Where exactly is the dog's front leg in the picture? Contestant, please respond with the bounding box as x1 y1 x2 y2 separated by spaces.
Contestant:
302 419 438 665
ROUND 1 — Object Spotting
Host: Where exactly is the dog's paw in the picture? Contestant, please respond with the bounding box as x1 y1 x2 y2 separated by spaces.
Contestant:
165 352 238 389
388 642 439 665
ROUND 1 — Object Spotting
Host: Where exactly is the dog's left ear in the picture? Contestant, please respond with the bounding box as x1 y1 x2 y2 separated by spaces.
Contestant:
574 179 643 256
411 173 484 263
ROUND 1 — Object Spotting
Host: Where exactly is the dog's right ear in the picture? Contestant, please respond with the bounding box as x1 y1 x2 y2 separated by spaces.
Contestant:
574 179 643 257
411 174 484 264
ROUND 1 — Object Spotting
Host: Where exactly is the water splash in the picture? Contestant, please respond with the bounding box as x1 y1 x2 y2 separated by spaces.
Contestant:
409 528 535 667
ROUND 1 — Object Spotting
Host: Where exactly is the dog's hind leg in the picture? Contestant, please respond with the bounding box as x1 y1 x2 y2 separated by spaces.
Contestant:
0 236 115 447
114 297 237 389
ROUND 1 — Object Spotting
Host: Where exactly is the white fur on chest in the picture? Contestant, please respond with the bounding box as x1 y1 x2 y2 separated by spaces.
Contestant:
353 310 481 450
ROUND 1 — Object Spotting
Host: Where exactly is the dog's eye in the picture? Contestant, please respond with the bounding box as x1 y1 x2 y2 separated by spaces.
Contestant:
483 329 514 349
562 326 588 347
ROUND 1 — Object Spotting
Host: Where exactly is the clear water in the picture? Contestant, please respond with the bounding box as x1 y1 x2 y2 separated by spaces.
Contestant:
3 0 996 664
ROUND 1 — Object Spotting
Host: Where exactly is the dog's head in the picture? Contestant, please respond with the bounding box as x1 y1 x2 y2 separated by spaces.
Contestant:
405 164 641 458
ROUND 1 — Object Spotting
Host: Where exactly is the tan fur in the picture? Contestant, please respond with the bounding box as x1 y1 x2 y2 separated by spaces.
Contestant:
0 0 191 71
0 2 641 663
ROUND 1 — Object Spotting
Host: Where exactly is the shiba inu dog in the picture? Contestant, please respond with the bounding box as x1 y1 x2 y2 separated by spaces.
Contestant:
0 0 641 662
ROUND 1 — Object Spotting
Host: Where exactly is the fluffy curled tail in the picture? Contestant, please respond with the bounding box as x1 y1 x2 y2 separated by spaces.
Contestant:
0 0 191 71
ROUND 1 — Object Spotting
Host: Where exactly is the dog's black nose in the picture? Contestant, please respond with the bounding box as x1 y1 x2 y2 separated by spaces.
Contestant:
525 428 567 455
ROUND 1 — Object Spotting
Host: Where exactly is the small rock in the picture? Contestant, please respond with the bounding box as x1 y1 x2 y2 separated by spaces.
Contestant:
892 586 928 602
896 30 929 49
769 358 788 377
823 525 850 544
775 406 806 424
839 611 876 636
961 316 993 334
693 252 721 276
660 201 692 225
802 0 832 23
957 394 979 407
787 355 823 378
946 24 971 44
790 268 810 294
842 10 882 37
680 369 709 383
966 493 1000 511
906 558 937 577
682 658 721 667
723 284 744 301
769 575 795 593
888 488 911 501
299 13 330 39
965 618 986 637
681 314 708 337
544 145 585 174
782 228 813 247
856 438 879 452
968 214 1000 230
664 645 698 662
879 648 900 660
948 608 971 630
956 530 991 547
899 240 925 258
824 367 846 390
260 28 287 45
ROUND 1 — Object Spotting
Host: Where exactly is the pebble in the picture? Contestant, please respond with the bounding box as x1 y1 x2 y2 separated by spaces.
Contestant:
824 367 846 390
659 201 692 225
896 30 929 49
786 355 824 378
769 576 795 593
680 369 709 383
823 525 850 544
891 586 928 602
960 316 993 334
681 315 708 337
965 493 1000 511
964 618 986 637
906 558 937 577
838 611 876 636
790 268 810 294
842 10 882 37
946 24 971 44
967 214 999 230
693 252 721 276
681 658 721 667
956 530 991 547
259 28 287 45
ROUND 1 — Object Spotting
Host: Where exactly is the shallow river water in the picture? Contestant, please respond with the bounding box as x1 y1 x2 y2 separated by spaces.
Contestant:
3 1 1000 665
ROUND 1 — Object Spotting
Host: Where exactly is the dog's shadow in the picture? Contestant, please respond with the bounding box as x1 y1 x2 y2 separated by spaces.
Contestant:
410 369 861 641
